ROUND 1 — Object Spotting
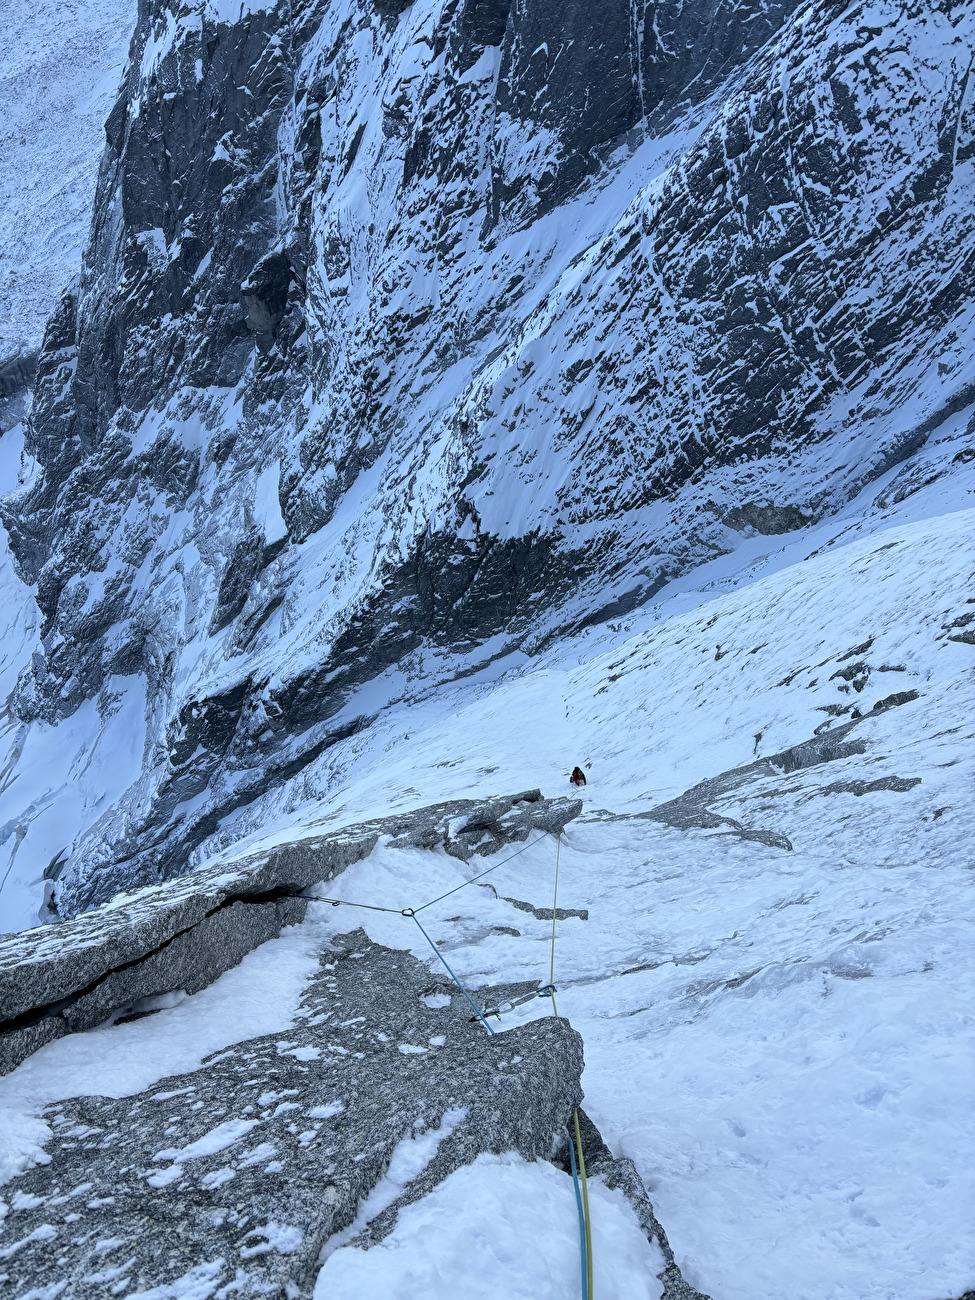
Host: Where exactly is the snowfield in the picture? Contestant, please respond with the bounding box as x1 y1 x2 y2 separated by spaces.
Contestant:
2 492 973 1299
1 0 974 1291
0 0 136 365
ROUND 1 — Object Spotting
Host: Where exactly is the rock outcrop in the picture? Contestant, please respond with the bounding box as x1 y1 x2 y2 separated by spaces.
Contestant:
637 689 924 849
0 929 584 1298
2 0 973 941
0 791 580 1074
0 925 707 1299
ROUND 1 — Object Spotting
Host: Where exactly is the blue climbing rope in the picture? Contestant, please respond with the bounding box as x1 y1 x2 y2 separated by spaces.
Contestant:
319 828 593 1291
567 1117 590 1300
318 833 547 1036
406 910 496 1036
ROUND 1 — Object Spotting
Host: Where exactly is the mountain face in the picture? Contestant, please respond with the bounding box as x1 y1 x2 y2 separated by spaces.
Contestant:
0 0 973 918
0 0 135 420
2 5 975 1297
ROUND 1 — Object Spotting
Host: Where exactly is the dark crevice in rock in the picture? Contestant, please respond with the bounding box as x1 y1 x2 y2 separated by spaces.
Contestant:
0 885 308 1042
0 930 587 1298
0 791 581 1075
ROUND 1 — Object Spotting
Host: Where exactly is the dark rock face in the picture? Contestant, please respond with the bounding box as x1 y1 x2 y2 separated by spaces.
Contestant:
637 689 923 848
493 0 806 221
0 928 587 1298
0 791 580 1074
723 502 812 535
0 351 36 434
3 0 972 910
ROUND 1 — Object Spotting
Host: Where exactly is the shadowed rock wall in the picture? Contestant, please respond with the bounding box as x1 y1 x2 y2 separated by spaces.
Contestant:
2 0 971 916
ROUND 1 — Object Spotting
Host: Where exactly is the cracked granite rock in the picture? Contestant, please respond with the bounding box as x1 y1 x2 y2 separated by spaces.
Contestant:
0 927 708 1300
0 792 580 1075
0 929 586 1299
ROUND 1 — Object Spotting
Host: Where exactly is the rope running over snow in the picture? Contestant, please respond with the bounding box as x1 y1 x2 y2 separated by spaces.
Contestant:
321 826 594 1295
318 834 548 1035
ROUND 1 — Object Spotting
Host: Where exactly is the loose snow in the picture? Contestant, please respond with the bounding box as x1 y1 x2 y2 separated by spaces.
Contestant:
316 1152 664 1300
0 0 136 363
0 916 325 1183
316 1106 467 1264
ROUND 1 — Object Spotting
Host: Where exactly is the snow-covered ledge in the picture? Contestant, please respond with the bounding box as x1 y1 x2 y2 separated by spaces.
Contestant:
0 791 581 1075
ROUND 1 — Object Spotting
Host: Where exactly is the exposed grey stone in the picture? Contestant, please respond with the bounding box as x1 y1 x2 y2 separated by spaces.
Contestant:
0 928 585 1299
723 502 812 535
241 249 293 353
819 776 922 797
872 689 920 713
503 895 589 922
0 349 37 433
637 694 921 848
0 792 580 1074
0 1016 66 1077
60 898 309 1034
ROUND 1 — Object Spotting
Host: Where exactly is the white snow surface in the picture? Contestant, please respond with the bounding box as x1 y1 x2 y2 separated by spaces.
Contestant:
0 915 324 1183
317 1106 467 1263
2 494 974 1297
0 1 973 1294
316 1152 664 1300
0 0 137 363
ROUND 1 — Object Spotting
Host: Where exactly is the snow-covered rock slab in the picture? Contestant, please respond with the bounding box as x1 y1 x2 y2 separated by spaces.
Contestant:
0 791 580 1074
0 928 587 1299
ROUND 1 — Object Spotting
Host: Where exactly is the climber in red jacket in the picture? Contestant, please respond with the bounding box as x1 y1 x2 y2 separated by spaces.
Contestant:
570 766 587 787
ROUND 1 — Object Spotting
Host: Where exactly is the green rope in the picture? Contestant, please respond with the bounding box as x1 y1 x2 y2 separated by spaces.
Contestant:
549 832 594 1296
548 831 562 1018
573 1108 595 1299
322 827 592 1290
567 1115 589 1300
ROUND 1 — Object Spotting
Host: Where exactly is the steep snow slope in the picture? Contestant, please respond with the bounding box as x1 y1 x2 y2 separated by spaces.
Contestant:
1 0 973 1294
1 0 973 919
266 502 975 1299
2 502 972 1297
0 0 136 380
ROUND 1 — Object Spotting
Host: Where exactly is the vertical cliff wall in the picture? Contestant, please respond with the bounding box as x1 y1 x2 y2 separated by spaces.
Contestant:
0 0 972 916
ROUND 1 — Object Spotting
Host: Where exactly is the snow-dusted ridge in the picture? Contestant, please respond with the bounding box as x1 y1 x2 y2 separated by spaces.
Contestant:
0 0 973 1296
0 789 576 1072
0 0 972 919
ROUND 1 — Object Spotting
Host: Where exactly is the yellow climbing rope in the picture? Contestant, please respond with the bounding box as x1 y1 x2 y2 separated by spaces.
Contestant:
573 1108 595 1299
549 830 561 1019
322 825 596 1295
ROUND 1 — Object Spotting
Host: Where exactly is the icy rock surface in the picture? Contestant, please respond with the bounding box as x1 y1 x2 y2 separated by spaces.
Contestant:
0 0 136 388
0 927 591 1300
1 0 973 914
